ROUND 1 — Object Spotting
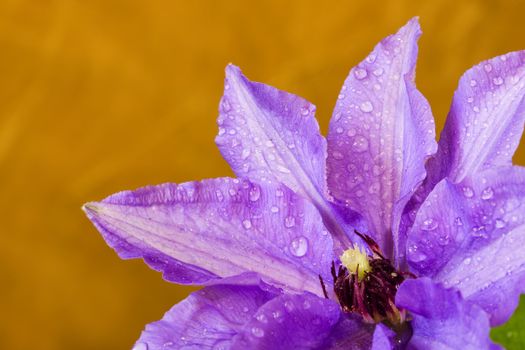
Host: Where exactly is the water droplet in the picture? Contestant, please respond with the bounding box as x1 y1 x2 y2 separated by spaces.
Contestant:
373 67 384 76
462 186 474 198
366 53 377 63
265 140 274 148
241 148 251 159
228 129 237 135
256 314 268 323
351 135 369 152
300 107 310 116
354 68 368 80
303 300 311 309
228 188 237 196
272 310 283 322
276 165 291 174
338 93 345 100
473 106 480 113
221 98 231 111
215 190 224 202
484 63 493 72
332 151 344 160
336 127 344 134
218 128 226 136
249 187 261 201
359 101 373 113
284 216 296 228
347 128 357 137
421 218 438 231
368 182 380 194
251 327 265 338
242 306 249 312
284 300 295 312
495 219 506 229
290 236 308 257
470 79 477 87
463 257 472 265
132 343 148 350
455 217 463 226
481 187 494 200
410 250 427 263
270 206 279 213
493 77 504 86
242 219 252 229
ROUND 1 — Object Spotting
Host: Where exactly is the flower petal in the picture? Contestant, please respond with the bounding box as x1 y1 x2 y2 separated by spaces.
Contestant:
326 18 437 260
83 178 333 295
133 284 274 350
396 278 493 350
371 324 396 350
407 167 525 325
431 51 525 184
231 293 373 350
216 65 358 251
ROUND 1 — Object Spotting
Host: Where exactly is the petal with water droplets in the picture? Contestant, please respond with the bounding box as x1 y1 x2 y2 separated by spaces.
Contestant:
407 167 525 325
231 293 373 350
134 284 274 350
83 178 333 295
217 65 359 251
327 18 437 260
396 278 493 350
431 50 525 184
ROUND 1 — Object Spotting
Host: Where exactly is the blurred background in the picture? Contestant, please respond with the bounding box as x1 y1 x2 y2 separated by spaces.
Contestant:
1 0 525 349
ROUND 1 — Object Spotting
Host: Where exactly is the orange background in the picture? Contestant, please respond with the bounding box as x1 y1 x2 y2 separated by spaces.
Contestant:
1 1 525 349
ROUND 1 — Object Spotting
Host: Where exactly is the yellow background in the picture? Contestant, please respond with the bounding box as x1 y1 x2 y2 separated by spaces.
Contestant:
2 1 525 349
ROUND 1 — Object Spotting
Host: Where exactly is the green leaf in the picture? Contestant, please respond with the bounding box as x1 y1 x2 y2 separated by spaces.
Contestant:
491 295 525 349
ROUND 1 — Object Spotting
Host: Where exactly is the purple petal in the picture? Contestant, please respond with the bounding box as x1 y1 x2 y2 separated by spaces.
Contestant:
396 278 492 350
407 167 525 325
83 178 333 295
371 324 396 350
133 284 274 350
327 18 437 260
217 65 358 251
231 293 373 350
431 51 525 184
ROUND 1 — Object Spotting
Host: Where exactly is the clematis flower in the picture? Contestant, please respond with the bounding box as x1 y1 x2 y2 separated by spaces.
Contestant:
83 17 525 349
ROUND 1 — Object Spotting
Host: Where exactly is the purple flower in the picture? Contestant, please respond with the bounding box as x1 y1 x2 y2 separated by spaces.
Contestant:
83 17 525 349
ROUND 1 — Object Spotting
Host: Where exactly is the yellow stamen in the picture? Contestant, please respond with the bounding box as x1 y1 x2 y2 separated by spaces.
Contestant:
340 244 371 281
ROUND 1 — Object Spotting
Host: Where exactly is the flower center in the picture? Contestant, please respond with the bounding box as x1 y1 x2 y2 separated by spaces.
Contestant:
320 232 412 326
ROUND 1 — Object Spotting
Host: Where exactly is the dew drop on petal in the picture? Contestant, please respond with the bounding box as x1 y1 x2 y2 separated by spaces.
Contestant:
251 327 265 338
270 206 279 213
242 219 252 229
484 63 493 72
495 219 506 229
351 135 369 152
290 236 308 257
284 216 296 228
132 343 148 350
481 187 494 200
332 151 344 160
354 68 368 80
256 314 268 323
463 257 472 265
300 107 310 116
373 68 384 76
493 77 504 86
470 79 477 87
241 148 251 160
359 101 373 113
284 300 295 312
462 186 474 198
421 218 438 231
272 310 284 323
249 187 261 201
